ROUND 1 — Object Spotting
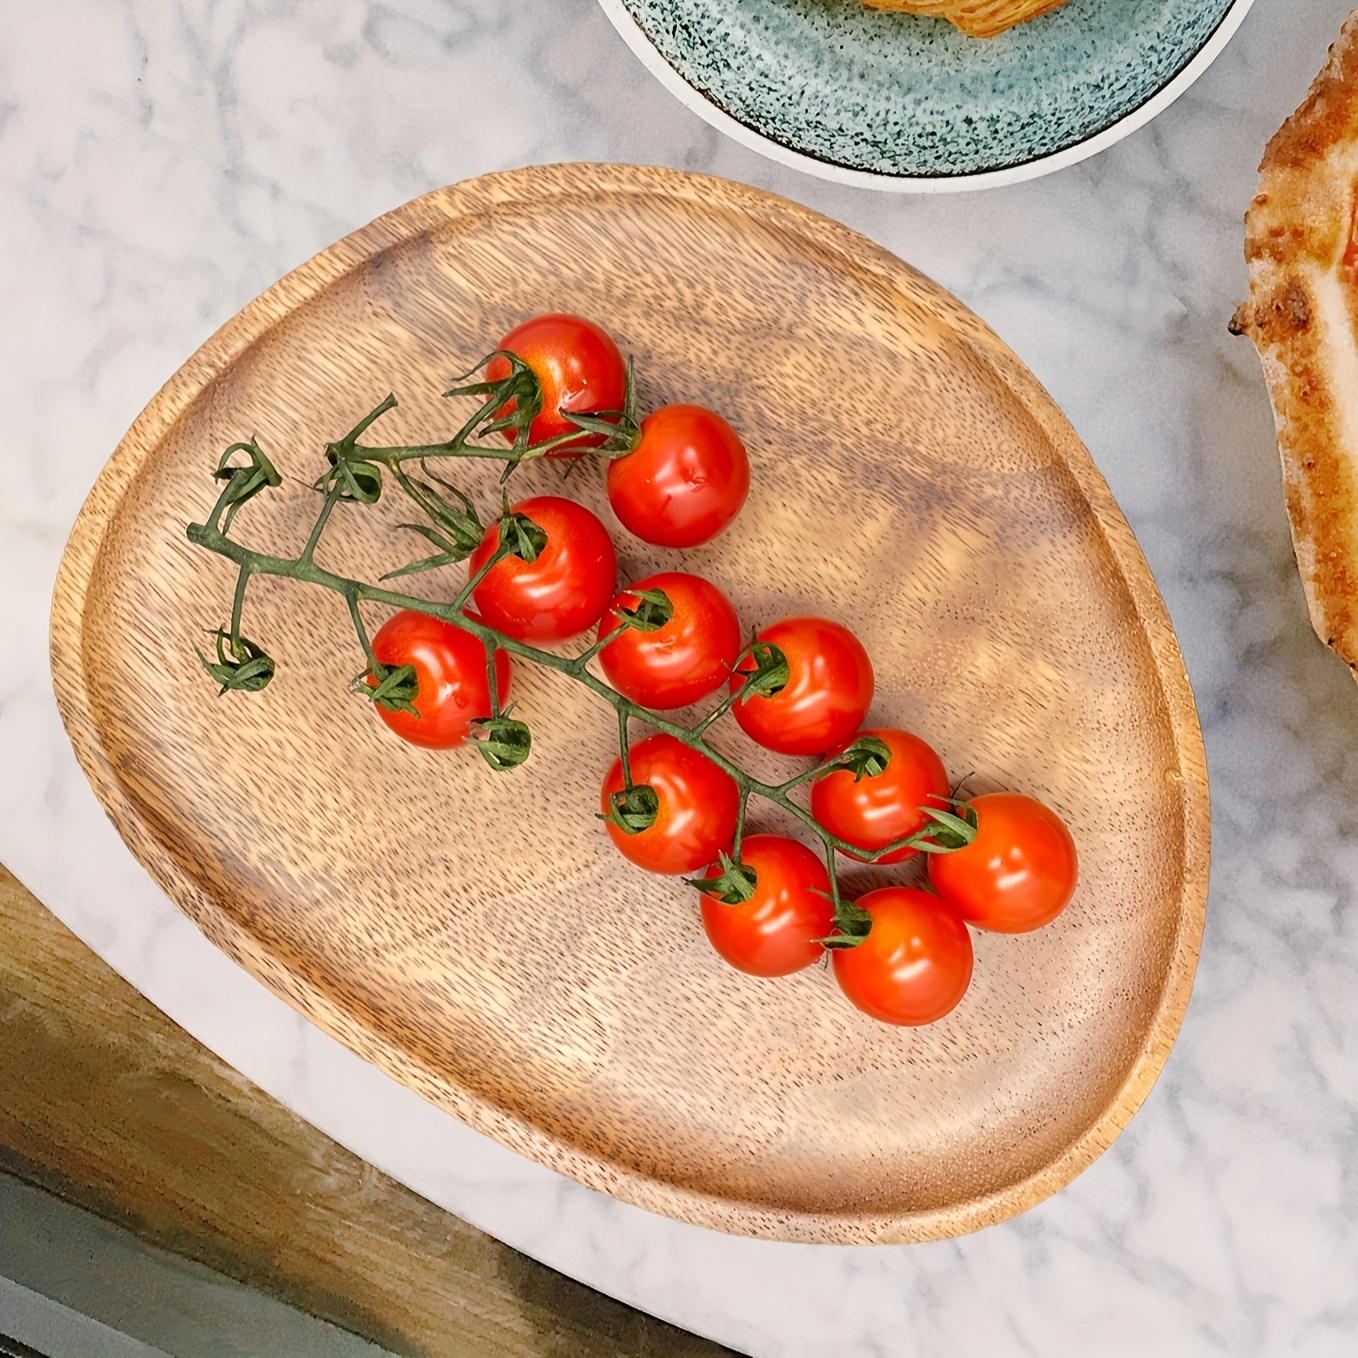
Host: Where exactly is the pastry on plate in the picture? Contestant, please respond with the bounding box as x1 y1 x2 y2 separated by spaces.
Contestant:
1232 10 1358 674
858 0 1070 39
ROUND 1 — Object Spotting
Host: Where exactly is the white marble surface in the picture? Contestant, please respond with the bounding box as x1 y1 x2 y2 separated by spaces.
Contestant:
2 1 1356 1353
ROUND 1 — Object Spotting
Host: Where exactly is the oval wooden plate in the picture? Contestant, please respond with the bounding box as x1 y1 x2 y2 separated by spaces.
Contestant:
51 164 1208 1244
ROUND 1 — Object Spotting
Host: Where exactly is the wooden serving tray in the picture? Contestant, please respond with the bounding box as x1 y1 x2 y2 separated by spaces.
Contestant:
50 164 1208 1243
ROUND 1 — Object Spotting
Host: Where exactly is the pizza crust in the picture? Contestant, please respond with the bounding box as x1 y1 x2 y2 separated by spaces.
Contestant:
1233 10 1358 673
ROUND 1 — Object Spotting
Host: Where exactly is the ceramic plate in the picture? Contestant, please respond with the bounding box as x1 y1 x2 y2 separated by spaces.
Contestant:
51 164 1208 1242
600 0 1255 189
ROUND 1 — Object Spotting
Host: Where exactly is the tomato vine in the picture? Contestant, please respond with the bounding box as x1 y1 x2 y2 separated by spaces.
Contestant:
187 370 976 949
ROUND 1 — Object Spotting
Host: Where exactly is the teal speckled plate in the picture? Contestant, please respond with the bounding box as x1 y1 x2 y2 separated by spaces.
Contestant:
600 0 1254 190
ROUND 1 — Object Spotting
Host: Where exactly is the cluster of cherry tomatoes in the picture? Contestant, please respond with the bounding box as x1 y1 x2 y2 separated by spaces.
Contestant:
364 313 1078 1028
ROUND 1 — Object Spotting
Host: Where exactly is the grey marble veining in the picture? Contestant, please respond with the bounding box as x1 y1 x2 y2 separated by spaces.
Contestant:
2 1 1356 1354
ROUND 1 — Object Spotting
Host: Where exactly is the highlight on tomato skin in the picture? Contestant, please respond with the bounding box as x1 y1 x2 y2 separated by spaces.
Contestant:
730 616 874 757
831 886 974 1027
597 571 742 710
606 403 750 547
928 792 1079 933
811 727 951 864
485 314 627 456
368 609 512 750
468 495 618 643
695 835 834 978
599 733 739 875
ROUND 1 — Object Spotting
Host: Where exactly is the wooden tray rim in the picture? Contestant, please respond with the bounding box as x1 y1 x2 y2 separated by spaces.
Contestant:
49 162 1210 1244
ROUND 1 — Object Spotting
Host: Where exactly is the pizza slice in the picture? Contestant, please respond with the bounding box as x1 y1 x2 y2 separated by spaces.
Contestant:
1233 10 1358 674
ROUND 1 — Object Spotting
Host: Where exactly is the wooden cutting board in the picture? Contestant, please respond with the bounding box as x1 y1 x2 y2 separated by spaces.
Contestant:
50 163 1209 1243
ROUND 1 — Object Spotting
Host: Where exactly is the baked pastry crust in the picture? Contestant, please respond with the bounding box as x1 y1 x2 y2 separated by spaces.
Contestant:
859 0 1070 39
1233 11 1358 672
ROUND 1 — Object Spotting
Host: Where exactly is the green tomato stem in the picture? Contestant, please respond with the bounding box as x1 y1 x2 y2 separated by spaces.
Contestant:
570 621 629 674
616 707 634 789
346 590 381 677
191 514 960 870
187 383 975 949
486 637 502 720
228 564 250 649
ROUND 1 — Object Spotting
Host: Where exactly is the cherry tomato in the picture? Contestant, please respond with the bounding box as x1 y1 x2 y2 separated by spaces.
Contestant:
832 887 974 1026
730 616 874 756
928 793 1078 933
485 313 627 456
597 572 741 710
368 609 511 750
469 495 617 643
600 734 739 875
697 835 833 977
811 728 950 864
606 404 750 547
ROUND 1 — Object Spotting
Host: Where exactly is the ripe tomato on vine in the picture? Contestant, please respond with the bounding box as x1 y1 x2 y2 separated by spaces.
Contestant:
468 496 617 643
597 572 741 710
730 616 874 756
485 313 627 456
599 734 739 875
607 404 750 546
929 793 1078 933
832 888 974 1026
811 728 950 864
368 610 511 751
693 835 833 977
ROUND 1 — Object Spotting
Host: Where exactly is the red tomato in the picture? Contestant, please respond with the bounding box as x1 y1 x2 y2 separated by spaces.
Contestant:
811 728 950 864
600 734 739 875
606 404 750 547
697 835 833 977
928 793 1078 933
597 571 741 710
368 609 511 750
832 887 974 1026
485 314 627 456
730 617 874 756
469 496 617 643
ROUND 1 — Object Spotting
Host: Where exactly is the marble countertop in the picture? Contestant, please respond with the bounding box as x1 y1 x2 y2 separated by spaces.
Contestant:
3 1 1356 1353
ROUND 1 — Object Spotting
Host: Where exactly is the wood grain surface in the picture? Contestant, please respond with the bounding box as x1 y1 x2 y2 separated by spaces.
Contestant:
49 163 1210 1243
0 865 731 1358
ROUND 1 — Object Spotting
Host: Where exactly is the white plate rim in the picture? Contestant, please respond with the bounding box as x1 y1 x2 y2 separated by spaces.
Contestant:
598 0 1257 192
